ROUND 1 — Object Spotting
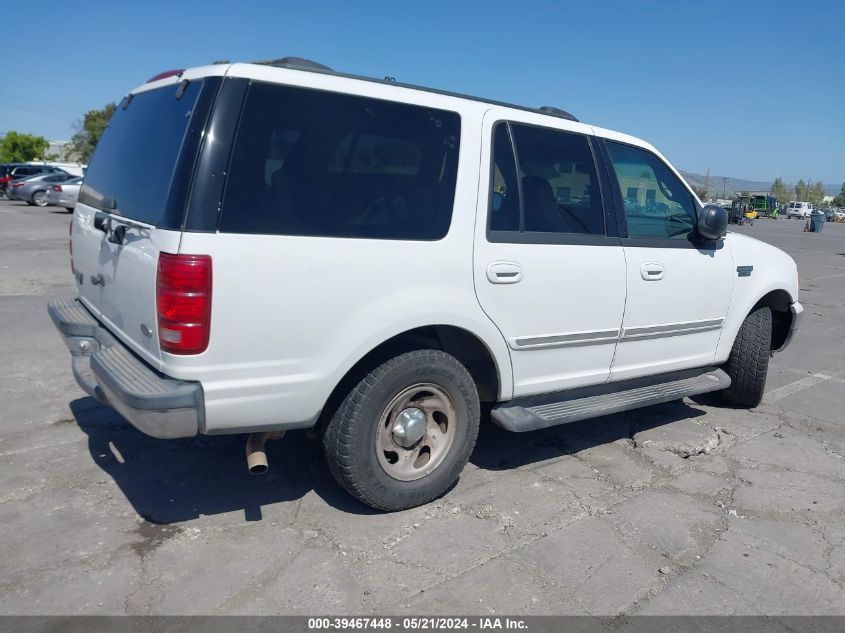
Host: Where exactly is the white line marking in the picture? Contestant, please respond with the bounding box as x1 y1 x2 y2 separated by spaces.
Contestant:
806 271 845 282
764 369 845 403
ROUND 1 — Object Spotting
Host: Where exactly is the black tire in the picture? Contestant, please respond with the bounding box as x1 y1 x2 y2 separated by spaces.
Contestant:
65 207 73 213
722 306 772 407
323 349 480 511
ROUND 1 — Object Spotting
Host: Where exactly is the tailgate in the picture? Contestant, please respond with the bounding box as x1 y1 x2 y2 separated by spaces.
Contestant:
71 77 216 370
72 206 181 369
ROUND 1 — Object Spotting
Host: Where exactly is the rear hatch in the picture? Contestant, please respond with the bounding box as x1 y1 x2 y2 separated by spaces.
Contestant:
71 76 218 370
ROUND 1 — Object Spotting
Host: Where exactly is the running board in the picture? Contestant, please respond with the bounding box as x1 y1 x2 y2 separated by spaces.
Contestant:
491 369 730 432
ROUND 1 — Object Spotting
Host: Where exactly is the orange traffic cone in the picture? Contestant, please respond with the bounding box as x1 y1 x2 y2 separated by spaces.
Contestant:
803 220 810 232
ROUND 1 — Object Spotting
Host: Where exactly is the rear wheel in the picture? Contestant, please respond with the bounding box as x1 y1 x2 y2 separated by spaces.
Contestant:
721 306 772 407
323 349 480 511
32 190 48 207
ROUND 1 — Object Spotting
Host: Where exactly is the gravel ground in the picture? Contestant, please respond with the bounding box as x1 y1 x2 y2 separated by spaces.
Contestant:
1 198 844 615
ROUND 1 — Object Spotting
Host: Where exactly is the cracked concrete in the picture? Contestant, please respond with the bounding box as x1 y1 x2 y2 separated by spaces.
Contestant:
1 200 844 615
633 420 721 458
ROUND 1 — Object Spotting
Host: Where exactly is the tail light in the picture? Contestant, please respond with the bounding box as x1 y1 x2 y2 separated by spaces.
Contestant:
11 182 25 188
52 185 63 192
156 253 212 354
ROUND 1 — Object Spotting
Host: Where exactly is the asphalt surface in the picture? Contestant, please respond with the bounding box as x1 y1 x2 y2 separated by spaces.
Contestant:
1 198 844 615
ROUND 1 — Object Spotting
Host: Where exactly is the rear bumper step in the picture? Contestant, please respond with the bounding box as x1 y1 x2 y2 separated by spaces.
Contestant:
491 368 731 432
48 297 203 439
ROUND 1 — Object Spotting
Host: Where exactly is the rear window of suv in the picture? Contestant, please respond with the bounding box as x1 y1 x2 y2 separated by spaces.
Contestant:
219 82 461 240
78 81 204 225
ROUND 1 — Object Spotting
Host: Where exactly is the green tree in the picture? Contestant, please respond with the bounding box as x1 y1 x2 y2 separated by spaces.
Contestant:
68 103 117 163
0 132 49 163
690 184 709 201
770 177 792 205
808 181 826 206
833 183 845 207
795 179 808 201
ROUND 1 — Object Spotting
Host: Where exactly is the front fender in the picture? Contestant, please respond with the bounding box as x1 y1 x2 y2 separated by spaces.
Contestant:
715 233 800 362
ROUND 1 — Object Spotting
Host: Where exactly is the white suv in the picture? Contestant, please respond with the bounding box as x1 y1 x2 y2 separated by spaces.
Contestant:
49 59 802 511
786 201 813 219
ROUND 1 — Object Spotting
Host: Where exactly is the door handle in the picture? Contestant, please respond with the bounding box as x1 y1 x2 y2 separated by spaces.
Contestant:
640 262 665 281
487 261 523 284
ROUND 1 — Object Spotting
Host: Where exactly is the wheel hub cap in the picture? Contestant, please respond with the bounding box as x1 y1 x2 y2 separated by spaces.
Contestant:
392 407 425 448
375 383 458 482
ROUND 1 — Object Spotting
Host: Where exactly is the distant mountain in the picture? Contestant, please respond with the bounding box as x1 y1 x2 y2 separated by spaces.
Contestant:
680 171 839 199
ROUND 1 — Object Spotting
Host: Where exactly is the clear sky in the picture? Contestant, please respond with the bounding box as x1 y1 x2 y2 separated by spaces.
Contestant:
3 0 843 184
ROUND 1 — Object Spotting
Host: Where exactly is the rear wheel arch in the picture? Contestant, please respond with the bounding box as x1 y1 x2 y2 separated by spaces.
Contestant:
316 325 502 435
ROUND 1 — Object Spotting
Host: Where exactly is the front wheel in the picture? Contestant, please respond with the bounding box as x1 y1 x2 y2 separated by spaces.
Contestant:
323 349 480 511
721 306 772 407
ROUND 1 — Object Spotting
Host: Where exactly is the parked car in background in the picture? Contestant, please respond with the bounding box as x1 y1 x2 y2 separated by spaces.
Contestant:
25 161 87 177
45 176 83 211
7 172 76 206
0 164 12 196
786 201 813 219
2 164 68 196
2 163 26 195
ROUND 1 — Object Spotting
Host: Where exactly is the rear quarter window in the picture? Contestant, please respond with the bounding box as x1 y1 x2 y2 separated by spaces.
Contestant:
219 81 461 240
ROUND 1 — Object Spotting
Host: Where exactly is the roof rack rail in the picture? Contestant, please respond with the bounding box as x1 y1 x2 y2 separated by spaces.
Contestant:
537 106 578 122
253 57 333 72
240 59 582 125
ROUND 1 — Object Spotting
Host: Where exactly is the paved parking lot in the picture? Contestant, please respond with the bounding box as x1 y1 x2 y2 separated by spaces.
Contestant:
1 197 844 615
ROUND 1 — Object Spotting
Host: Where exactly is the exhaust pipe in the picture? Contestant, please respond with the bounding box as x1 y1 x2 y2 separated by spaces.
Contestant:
245 431 285 474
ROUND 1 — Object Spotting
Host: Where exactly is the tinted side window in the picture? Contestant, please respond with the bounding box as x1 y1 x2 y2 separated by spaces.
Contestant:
605 141 696 240
219 82 461 240
488 122 605 238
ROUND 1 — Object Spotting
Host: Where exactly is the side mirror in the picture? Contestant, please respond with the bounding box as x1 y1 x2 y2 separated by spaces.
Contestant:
698 204 728 241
